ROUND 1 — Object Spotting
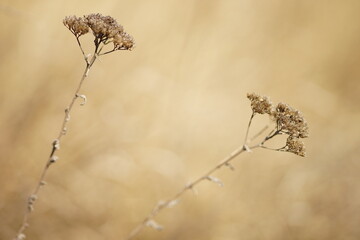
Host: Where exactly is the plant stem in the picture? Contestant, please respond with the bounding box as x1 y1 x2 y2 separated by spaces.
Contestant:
14 54 97 240
124 145 246 240
243 112 255 145
124 110 279 240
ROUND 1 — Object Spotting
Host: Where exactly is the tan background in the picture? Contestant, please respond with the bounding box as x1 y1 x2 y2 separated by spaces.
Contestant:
1 0 360 239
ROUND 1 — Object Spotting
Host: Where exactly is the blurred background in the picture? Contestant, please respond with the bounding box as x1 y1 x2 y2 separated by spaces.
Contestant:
1 0 360 239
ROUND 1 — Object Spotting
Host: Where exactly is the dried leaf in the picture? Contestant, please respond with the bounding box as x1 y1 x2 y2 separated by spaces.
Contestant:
64 108 70 121
53 139 60 150
146 219 163 231
15 233 26 240
225 162 235 171
206 176 224 187
27 204 34 212
28 194 38 203
50 155 59 163
167 199 179 208
76 94 87 106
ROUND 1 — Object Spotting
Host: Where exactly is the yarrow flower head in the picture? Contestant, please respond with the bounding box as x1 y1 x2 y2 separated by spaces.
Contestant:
273 103 309 138
63 13 135 54
113 32 135 50
246 93 309 157
84 14 123 41
63 15 89 37
285 136 306 157
247 93 273 114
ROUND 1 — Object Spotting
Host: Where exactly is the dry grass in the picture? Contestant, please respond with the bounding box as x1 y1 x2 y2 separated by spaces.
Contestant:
1 1 360 240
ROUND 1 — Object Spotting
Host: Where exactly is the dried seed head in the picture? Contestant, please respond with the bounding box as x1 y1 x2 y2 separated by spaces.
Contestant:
63 16 89 37
273 103 309 138
64 13 135 53
113 31 135 50
84 13 124 41
286 136 306 157
247 93 273 114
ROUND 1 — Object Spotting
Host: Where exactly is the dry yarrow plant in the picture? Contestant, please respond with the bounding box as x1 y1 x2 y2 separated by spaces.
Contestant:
13 13 134 240
13 14 308 240
124 93 308 240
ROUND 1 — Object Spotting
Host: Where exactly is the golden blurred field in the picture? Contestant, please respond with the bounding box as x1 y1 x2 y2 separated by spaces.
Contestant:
1 0 360 239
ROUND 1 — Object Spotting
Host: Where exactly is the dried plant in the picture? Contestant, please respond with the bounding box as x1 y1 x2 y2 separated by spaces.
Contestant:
13 14 309 240
124 93 308 239
13 13 134 240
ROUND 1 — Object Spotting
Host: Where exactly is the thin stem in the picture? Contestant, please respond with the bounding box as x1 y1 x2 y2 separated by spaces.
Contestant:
243 111 255 145
99 49 116 56
13 54 97 240
75 36 86 60
260 145 285 151
248 127 282 150
260 129 281 146
124 145 245 240
125 111 262 240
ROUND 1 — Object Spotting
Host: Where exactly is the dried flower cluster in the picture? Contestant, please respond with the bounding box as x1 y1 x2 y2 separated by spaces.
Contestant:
286 136 306 157
247 93 273 114
63 16 89 37
84 13 124 39
274 103 309 138
247 93 308 157
63 13 135 53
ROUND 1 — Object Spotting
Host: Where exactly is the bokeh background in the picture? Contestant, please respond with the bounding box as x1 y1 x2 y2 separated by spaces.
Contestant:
1 0 360 239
